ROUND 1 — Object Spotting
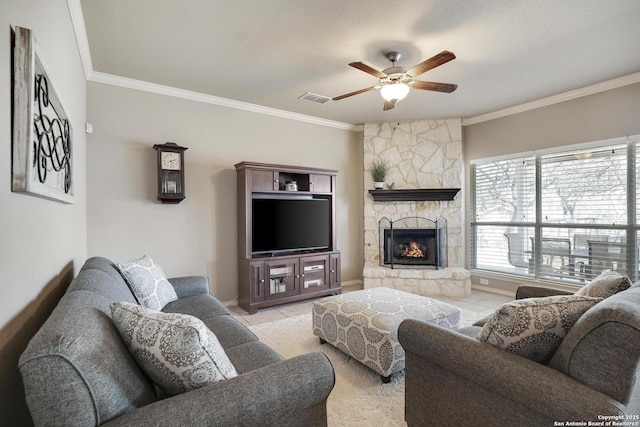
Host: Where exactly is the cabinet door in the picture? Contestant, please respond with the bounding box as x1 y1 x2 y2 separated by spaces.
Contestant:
251 170 277 191
300 255 330 294
329 253 341 288
310 174 332 193
265 259 299 299
249 261 266 302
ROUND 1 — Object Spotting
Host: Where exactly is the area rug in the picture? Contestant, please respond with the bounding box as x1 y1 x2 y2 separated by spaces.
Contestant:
249 313 407 427
248 307 480 426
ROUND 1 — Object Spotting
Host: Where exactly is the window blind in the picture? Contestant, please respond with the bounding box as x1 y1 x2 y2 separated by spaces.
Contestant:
471 140 639 283
471 157 535 275
540 145 627 225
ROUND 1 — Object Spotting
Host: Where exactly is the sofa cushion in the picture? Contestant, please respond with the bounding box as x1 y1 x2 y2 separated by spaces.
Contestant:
67 268 138 304
116 255 178 310
574 271 631 299
111 302 238 396
477 295 601 363
163 293 231 319
201 314 260 350
224 341 285 374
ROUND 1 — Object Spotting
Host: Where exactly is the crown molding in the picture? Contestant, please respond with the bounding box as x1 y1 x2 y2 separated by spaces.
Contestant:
66 0 359 132
88 72 361 131
67 0 359 132
67 0 92 80
462 72 640 126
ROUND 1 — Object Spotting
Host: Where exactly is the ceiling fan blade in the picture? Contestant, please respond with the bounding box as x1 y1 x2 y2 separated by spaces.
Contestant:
411 81 458 93
332 86 377 101
383 99 397 111
349 62 387 78
405 51 456 77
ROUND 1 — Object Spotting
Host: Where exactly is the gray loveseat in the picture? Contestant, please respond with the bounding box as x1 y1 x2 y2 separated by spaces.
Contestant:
19 257 335 426
398 283 640 426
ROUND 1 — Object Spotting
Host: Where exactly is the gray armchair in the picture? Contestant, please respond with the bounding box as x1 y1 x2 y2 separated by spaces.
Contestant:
398 284 640 426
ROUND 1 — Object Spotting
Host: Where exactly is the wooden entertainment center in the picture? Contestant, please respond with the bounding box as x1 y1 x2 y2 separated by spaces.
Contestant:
235 161 341 314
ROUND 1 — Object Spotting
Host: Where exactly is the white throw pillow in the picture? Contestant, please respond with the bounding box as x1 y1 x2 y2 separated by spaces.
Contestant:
574 271 631 299
476 295 601 364
116 255 178 310
110 301 238 396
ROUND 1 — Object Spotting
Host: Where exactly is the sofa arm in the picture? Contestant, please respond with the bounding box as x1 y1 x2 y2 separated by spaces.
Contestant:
516 284 573 299
102 352 335 427
398 319 623 422
168 276 210 298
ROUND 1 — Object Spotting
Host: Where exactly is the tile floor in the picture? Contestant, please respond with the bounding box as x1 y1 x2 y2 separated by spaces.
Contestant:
228 284 515 327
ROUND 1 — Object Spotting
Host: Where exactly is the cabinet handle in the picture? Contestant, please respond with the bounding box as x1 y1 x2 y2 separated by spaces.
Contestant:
301 274 305 278
330 270 335 273
259 279 265 283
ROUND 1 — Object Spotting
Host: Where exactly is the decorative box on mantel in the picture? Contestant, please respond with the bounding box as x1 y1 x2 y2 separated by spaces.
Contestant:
368 188 460 202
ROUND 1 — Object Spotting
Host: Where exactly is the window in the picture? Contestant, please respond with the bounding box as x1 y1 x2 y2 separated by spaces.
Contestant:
471 137 639 283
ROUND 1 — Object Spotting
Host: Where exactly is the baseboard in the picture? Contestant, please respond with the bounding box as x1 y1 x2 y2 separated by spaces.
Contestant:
342 279 364 289
223 296 239 307
471 284 515 298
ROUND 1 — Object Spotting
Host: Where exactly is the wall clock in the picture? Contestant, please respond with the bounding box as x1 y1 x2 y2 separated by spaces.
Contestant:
152 142 188 203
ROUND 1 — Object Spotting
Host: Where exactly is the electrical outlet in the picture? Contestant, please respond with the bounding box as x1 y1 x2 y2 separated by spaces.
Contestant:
479 278 489 285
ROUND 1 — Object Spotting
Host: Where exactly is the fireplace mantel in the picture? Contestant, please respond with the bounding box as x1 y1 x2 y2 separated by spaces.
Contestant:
368 188 460 202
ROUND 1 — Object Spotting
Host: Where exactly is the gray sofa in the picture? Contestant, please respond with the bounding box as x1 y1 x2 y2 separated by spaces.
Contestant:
19 257 335 426
398 284 640 427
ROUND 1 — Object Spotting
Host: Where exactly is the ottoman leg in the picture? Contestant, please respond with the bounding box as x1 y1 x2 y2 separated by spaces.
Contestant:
381 374 391 384
319 337 327 345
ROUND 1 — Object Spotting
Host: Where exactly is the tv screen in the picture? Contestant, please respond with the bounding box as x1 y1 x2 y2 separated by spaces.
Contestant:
252 198 331 255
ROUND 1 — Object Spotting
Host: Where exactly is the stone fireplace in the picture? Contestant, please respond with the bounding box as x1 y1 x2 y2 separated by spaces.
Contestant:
363 119 471 298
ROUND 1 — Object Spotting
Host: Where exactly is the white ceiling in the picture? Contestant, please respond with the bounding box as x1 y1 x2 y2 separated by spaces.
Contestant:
77 0 640 127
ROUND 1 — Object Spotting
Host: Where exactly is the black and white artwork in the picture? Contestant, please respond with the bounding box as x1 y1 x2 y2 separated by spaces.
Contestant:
12 26 73 204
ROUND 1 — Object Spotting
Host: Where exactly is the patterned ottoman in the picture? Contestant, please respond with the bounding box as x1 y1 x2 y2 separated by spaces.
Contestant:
312 287 461 382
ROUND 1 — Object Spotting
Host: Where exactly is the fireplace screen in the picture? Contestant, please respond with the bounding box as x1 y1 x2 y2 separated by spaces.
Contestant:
379 217 447 269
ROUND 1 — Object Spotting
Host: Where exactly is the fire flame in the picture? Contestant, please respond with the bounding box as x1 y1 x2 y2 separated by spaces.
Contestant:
402 240 425 258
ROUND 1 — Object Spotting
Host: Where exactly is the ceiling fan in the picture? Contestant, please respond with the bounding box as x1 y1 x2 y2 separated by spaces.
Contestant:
333 50 458 111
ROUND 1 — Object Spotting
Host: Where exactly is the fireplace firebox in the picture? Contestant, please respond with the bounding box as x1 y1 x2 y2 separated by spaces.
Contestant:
379 217 447 269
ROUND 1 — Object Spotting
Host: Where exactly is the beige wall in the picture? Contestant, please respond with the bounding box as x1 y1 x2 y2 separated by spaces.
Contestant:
0 1 87 424
464 83 640 160
86 83 364 302
463 82 640 294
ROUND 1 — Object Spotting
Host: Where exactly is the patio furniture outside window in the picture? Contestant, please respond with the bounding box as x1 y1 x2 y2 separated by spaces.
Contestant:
471 135 639 283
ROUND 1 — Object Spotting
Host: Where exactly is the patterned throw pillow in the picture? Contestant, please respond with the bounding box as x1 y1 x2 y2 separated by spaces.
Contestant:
110 302 237 396
116 255 178 310
574 271 631 299
477 295 601 364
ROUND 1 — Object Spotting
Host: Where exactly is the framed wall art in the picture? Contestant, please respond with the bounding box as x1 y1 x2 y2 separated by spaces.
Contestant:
12 26 74 204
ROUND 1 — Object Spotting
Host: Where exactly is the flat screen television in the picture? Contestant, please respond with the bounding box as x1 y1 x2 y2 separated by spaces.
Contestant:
252 197 331 255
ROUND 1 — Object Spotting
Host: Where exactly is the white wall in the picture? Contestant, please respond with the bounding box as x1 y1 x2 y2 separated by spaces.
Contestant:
0 1 87 424
86 82 364 302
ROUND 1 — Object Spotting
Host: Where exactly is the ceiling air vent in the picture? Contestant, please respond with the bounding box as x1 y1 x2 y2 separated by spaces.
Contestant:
298 92 332 105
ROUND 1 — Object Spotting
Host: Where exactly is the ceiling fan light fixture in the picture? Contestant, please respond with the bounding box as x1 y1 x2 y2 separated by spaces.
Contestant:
380 82 410 102
334 50 457 111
